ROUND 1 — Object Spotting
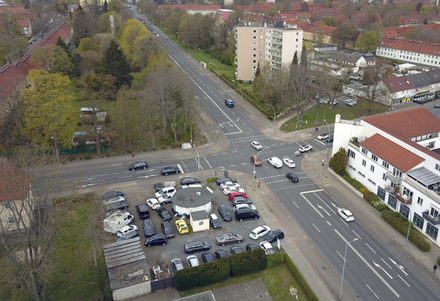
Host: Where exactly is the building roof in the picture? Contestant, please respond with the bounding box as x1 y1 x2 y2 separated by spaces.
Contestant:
383 24 440 38
287 20 335 36
407 167 440 187
383 69 440 93
378 37 440 57
191 210 209 221
157 4 220 11
382 75 414 93
359 134 424 172
172 187 212 208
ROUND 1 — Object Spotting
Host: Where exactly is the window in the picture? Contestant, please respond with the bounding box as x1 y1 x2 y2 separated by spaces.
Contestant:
348 165 356 171
368 179 376 186
436 163 440 171
399 205 409 219
362 147 368 155
348 149 355 159
358 171 365 178
370 165 375 172
198 221 204 226
430 207 439 219
371 154 378 161
393 168 402 178
383 173 387 180
377 187 386 200
253 36 257 39
382 161 389 169
388 195 397 209
413 213 424 229
426 223 438 241
362 159 366 166
417 197 423 206
403 187 413 200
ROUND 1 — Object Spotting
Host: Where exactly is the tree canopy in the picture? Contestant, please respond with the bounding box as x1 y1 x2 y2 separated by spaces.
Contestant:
101 39 132 89
355 30 379 53
329 147 348 176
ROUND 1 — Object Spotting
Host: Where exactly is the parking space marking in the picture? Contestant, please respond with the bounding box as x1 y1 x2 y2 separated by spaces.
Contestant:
229 164 236 167
271 183 319 192
352 229 362 239
314 139 327 146
180 160 189 172
398 274 410 287
326 220 331 226
365 243 376 254
240 162 247 166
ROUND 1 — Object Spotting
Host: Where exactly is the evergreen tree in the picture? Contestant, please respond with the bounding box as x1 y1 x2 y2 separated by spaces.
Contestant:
101 39 132 89
300 45 307 67
56 37 70 57
291 51 298 66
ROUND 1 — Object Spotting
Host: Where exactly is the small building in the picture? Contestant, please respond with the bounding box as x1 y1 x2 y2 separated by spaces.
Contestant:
103 237 151 300
172 187 213 217
190 210 210 232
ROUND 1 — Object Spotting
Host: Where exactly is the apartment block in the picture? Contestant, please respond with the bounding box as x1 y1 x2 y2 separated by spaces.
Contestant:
235 24 303 81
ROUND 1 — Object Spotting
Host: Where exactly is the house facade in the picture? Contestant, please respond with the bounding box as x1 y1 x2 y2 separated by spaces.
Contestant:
310 52 375 78
332 108 440 246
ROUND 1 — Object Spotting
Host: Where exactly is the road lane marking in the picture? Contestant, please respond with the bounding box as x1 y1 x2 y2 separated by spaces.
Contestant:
317 204 331 216
315 193 336 214
336 250 343 260
229 164 236 167
352 229 362 239
240 162 247 166
366 284 379 299
221 152 228 155
312 223 320 233
203 156 212 169
292 200 299 208
389 258 408 276
272 183 320 192
301 189 324 194
119 175 132 179
231 150 238 153
365 243 376 254
326 220 331 226
180 160 188 172
397 274 410 287
334 229 400 298
381 258 392 270
177 164 184 174
194 158 203 170
300 192 324 218
373 261 393 279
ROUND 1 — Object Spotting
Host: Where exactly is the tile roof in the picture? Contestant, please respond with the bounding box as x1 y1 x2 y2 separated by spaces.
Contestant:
382 75 414 93
157 4 221 11
359 134 424 172
287 20 335 36
382 68 440 92
378 37 440 57
238 3 275 13
383 24 440 38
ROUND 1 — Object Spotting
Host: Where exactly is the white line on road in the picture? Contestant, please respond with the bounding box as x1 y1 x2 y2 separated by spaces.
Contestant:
389 258 408 276
301 189 324 194
398 274 410 287
231 150 238 153
326 220 332 226
312 223 320 233
331 202 338 209
373 261 393 279
365 243 376 254
203 156 212 169
336 250 343 260
221 152 228 155
229 164 236 167
300 192 324 218
218 166 224 169
180 160 188 172
366 284 379 299
352 229 362 239
317 205 331 216
292 200 299 208
240 162 247 166
119 175 132 179
177 164 184 174
271 183 319 192
381 258 392 270
315 193 336 214
334 229 399 298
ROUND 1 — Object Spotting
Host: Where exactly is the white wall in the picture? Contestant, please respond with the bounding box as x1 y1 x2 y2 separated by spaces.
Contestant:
113 281 151 301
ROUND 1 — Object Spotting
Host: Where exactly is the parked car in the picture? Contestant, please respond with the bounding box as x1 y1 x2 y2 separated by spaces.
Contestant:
180 183 202 189
338 208 355 222
180 177 200 185
161 166 180 175
117 229 139 241
262 229 285 243
153 183 163 193
435 103 440 109
223 186 245 195
184 241 211 253
344 98 356 106
220 181 240 190
155 186 176 200
210 213 222 229
186 255 200 268
145 234 167 246
103 195 125 206
260 241 275 255
249 225 271 240
175 219 189 234
228 191 248 201
317 133 329 140
233 203 257 211
250 141 263 150
230 246 244 255
117 225 138 237
161 221 176 238
268 157 283 168
282 157 296 168
129 161 148 171
156 207 172 221
143 219 156 237
201 252 216 263
224 98 234 108
235 208 259 221
299 144 312 153
286 172 299 183
146 198 160 210
214 249 229 259
136 204 149 219
326 135 334 143
250 155 262 166
104 201 129 216
218 205 233 222
216 177 237 186
245 244 259 251
171 258 184 273
231 197 253 206
103 191 124 200
216 232 244 246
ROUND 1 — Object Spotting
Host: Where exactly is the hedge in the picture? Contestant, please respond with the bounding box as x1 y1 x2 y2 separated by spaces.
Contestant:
437 256 440 266
230 249 267 277
342 175 364 190
267 251 285 268
284 254 318 301
381 210 431 252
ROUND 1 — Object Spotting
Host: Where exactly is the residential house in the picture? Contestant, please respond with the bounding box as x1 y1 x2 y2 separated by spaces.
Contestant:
287 21 335 45
332 108 440 246
0 5 34 36
310 51 375 78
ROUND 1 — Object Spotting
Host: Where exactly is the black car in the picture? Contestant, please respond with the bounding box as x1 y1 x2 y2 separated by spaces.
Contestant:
161 221 176 239
245 244 258 251
180 177 201 185
156 207 172 221
216 177 237 186
218 205 232 222
161 166 180 175
143 219 156 237
225 98 234 108
129 161 148 171
153 183 163 193
103 191 124 199
235 208 259 221
210 214 223 229
136 204 150 219
214 249 229 259
286 172 299 183
201 252 215 263
231 197 253 206
104 201 129 216
262 229 285 243
326 135 334 143
184 241 211 254
230 246 243 255
145 234 167 246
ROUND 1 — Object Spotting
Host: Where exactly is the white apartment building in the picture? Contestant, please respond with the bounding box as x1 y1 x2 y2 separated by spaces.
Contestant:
332 108 440 246
235 24 303 81
376 37 440 68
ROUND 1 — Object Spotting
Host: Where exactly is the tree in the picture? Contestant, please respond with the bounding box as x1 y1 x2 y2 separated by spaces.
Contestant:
103 0 108 13
362 64 388 112
331 23 355 49
329 147 348 176
72 6 95 46
101 39 132 89
355 30 379 53
416 2 423 13
289 48 311 128
22 70 75 160
46 47 74 75
292 51 298 66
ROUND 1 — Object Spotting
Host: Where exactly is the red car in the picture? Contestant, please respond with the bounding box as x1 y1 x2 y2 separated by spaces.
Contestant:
228 191 248 201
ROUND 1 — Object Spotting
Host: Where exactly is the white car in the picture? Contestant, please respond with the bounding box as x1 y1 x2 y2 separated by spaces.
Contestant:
251 141 263 150
186 255 200 268
317 133 329 141
282 157 296 168
155 186 176 199
249 225 271 240
338 208 355 222
220 181 240 190
268 157 283 168
223 186 245 195
259 241 275 255
233 203 257 212
299 144 312 153
116 225 138 237
146 198 161 210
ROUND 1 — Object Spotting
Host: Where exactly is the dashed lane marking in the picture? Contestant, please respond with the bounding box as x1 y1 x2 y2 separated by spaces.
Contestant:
365 243 376 254
203 156 212 169
398 274 410 287
312 223 320 233
300 191 324 218
365 284 379 299
292 200 299 208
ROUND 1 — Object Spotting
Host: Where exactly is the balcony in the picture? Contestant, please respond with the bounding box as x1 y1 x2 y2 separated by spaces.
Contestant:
422 210 440 225
386 172 402 185
394 193 412 205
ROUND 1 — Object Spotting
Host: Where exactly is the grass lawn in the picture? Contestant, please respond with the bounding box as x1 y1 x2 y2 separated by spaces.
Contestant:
180 264 307 301
280 99 388 132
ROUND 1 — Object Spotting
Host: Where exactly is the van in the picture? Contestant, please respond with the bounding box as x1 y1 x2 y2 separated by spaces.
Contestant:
103 210 134 234
210 213 222 229
136 204 149 219
155 186 176 199
250 155 262 166
235 208 259 222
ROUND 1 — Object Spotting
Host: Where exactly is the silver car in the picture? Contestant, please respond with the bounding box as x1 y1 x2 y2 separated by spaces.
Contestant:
186 255 199 268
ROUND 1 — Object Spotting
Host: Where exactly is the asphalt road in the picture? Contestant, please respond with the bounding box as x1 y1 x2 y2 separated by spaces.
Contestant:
52 7 440 301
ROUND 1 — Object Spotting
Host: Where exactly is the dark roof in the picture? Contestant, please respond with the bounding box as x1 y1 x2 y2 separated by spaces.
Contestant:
382 75 414 93
191 210 209 221
172 187 212 208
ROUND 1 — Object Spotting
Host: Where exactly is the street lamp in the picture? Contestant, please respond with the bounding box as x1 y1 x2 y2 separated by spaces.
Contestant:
339 237 358 300
253 146 270 181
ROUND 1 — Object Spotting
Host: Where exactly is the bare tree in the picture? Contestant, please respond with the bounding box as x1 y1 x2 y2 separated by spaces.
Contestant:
138 89 159 150
362 63 390 112
289 51 311 129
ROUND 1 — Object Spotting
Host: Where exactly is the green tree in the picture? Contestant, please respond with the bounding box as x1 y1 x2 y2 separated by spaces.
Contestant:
22 70 75 159
46 46 74 75
72 6 95 46
329 147 348 176
355 30 379 53
331 23 355 48
77 37 99 53
101 39 132 89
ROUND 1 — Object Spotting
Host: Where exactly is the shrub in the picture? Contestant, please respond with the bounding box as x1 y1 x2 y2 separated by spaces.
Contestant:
329 147 348 176
376 203 389 212
230 249 267 277
342 175 364 190
267 252 285 267
284 254 318 301
437 256 440 266
359 187 369 196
